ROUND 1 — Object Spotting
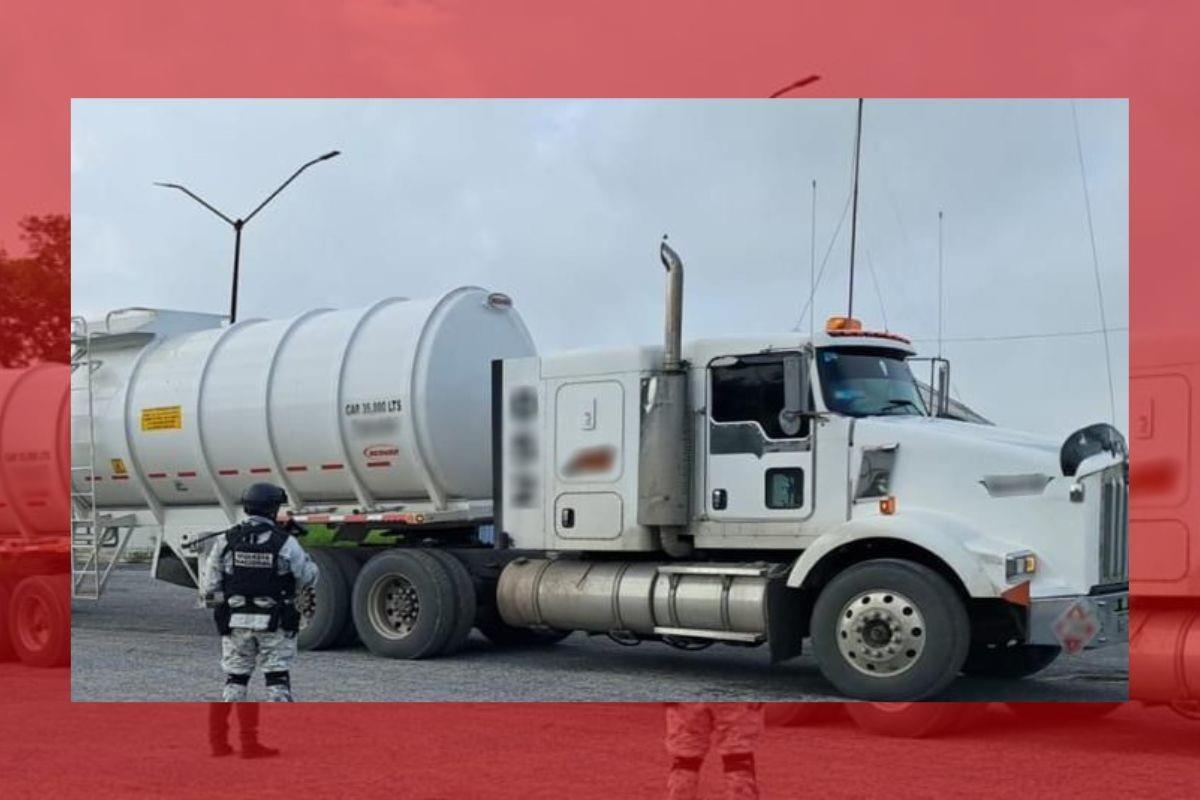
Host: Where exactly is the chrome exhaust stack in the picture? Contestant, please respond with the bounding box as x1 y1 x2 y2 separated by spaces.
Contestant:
660 238 684 372
638 238 692 557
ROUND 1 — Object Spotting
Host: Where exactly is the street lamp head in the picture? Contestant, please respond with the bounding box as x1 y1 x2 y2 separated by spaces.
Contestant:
320 150 341 161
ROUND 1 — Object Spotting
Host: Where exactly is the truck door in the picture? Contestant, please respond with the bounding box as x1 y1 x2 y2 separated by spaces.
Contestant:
705 352 814 523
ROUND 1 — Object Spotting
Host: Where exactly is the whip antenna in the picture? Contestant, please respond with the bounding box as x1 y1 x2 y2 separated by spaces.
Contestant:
847 98 864 318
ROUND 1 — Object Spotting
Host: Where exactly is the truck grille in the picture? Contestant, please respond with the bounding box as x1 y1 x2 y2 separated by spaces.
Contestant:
1098 465 1129 583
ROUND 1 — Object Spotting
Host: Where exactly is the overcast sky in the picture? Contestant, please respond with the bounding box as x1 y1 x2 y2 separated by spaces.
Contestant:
72 99 1127 439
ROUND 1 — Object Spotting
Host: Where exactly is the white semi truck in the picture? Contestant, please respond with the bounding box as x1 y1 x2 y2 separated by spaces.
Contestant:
71 242 1129 700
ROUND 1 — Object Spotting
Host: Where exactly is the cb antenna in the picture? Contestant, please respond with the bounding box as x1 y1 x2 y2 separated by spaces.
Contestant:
847 98 864 318
937 210 944 359
810 179 817 340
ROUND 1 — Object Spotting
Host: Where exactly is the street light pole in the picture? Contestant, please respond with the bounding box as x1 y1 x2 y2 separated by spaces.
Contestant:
156 149 341 323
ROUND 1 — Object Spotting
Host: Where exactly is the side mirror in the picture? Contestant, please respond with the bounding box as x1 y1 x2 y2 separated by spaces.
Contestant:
778 353 811 436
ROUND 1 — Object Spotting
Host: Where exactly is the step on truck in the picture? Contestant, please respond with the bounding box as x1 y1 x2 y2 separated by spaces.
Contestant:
72 241 1129 700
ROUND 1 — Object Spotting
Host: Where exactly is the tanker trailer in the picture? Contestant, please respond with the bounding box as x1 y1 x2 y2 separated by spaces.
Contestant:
0 363 71 666
77 243 1128 701
72 287 537 653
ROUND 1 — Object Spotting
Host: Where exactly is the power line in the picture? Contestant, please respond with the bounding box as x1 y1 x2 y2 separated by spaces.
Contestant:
1071 100 1117 425
794 189 853 331
863 247 890 330
910 326 1128 344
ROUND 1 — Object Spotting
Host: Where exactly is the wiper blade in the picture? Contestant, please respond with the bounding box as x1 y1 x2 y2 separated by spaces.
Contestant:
878 398 924 415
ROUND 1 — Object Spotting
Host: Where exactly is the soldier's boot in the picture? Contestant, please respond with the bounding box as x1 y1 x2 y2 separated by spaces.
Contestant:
236 702 280 758
721 753 759 800
667 755 704 800
208 703 234 757
264 670 293 703
240 740 281 759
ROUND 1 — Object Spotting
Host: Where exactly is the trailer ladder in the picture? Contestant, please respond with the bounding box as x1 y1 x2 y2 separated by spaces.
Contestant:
70 317 135 599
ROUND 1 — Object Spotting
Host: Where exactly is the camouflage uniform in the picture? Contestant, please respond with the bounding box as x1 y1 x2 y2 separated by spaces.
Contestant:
201 515 318 702
665 703 764 800
220 629 299 702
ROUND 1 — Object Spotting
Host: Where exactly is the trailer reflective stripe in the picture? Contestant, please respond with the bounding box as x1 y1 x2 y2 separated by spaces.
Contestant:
177 471 197 478
366 461 391 468
285 465 308 473
217 469 239 476
249 467 271 474
321 463 344 471
147 472 167 479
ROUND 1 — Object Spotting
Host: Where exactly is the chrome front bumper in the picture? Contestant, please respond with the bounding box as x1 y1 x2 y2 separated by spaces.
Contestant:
1026 590 1129 652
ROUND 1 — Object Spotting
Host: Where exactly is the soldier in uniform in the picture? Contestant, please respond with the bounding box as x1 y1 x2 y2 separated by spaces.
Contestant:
664 702 764 800
201 482 319 704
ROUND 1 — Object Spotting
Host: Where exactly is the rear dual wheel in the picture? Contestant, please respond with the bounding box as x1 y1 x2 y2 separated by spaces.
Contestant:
351 549 476 659
7 575 70 667
298 549 361 651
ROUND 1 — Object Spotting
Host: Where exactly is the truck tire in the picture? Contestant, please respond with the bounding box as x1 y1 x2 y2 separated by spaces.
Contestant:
327 549 363 647
763 703 843 727
352 549 457 659
422 549 477 656
962 644 1060 678
1006 702 1121 723
8 575 69 667
297 549 351 651
475 602 572 647
810 559 969 701
0 582 16 661
845 703 971 738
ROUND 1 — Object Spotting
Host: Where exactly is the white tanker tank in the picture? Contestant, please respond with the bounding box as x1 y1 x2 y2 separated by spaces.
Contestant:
1 364 70 540
75 287 535 524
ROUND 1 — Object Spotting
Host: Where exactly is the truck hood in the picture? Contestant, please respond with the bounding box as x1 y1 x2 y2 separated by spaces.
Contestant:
855 416 1061 479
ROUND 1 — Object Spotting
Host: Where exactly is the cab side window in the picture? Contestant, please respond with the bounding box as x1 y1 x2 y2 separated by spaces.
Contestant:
711 354 809 439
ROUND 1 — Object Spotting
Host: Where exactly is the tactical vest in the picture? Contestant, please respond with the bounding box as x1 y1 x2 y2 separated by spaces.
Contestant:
214 521 298 634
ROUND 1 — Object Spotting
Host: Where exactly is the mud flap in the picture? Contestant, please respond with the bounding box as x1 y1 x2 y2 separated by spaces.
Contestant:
154 543 198 588
766 579 807 663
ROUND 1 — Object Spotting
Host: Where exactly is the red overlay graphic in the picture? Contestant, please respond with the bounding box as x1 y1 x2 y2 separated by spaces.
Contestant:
2 1 1199 796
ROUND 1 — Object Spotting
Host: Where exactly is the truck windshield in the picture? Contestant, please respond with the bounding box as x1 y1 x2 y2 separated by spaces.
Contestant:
817 347 927 417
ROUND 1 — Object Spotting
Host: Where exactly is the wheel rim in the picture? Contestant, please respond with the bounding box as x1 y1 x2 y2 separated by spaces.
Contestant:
16 594 52 652
836 589 926 678
367 574 420 640
296 585 316 631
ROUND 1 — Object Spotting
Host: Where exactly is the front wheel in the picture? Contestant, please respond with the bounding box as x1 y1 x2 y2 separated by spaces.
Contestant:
845 703 975 738
810 559 969 701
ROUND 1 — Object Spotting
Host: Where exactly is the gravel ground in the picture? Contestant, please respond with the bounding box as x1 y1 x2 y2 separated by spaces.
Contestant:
71 566 1128 703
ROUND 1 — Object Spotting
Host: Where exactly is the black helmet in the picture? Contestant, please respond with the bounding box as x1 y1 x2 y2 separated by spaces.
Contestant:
241 482 288 518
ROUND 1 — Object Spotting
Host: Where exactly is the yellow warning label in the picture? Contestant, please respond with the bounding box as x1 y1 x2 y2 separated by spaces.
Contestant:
110 458 127 475
141 405 182 431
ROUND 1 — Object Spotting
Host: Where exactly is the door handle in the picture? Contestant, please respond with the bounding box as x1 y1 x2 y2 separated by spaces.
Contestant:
711 489 727 510
561 507 575 528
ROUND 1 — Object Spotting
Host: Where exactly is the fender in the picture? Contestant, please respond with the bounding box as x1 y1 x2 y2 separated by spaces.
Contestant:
786 508 1013 598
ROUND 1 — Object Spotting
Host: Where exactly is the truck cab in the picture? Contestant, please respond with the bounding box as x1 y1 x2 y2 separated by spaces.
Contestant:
495 305 1129 700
